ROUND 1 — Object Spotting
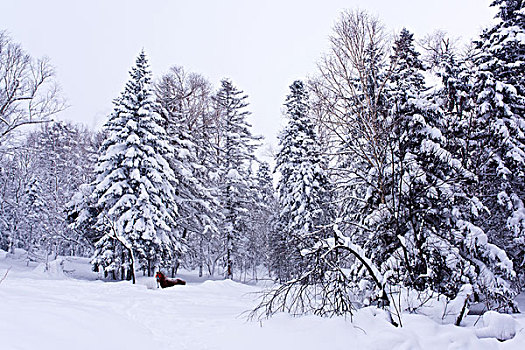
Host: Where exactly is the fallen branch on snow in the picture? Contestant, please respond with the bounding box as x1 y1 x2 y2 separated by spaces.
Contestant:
0 267 11 285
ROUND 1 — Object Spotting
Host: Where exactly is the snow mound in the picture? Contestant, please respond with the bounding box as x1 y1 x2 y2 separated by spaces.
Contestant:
201 279 246 290
383 284 472 325
33 259 66 278
0 249 7 260
353 306 397 328
140 277 158 290
476 311 516 341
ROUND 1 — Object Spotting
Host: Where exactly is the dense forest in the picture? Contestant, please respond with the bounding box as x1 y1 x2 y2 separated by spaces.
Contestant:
1 0 524 327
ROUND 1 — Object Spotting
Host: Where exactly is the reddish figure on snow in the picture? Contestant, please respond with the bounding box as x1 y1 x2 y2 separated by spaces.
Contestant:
155 271 186 288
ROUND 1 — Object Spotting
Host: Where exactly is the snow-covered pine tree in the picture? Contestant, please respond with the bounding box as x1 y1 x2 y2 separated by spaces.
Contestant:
69 51 181 282
213 79 260 279
274 80 334 282
21 176 48 257
365 28 516 306
364 28 427 275
468 0 525 282
423 35 474 170
379 28 460 292
246 162 277 280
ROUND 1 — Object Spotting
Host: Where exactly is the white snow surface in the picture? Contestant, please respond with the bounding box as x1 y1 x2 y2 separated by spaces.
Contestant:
476 311 517 341
1 251 525 350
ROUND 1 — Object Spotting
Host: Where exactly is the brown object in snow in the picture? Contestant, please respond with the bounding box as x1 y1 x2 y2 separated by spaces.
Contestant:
155 271 186 288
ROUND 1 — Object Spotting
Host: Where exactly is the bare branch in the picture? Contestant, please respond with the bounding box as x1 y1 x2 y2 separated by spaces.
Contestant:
0 32 66 146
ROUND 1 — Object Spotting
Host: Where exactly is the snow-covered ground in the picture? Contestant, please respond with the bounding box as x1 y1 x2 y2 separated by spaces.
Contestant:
1 251 525 350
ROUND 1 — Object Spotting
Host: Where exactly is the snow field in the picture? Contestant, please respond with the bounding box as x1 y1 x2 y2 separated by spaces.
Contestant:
1 254 525 350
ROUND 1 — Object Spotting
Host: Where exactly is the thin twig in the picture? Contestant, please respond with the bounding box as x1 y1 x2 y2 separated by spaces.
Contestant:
0 267 11 285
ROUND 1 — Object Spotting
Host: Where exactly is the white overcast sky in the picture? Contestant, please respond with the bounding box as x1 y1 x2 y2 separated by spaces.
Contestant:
1 0 496 151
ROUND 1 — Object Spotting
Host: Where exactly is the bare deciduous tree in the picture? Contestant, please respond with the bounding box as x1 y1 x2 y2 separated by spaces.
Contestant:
309 9 393 212
418 30 460 70
155 65 213 131
155 66 223 278
0 31 65 146
254 10 400 323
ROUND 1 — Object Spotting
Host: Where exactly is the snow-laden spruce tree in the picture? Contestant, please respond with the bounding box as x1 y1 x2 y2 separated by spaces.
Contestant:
468 0 525 283
246 162 277 280
370 29 516 303
273 80 334 282
213 79 260 279
69 51 181 282
422 32 474 171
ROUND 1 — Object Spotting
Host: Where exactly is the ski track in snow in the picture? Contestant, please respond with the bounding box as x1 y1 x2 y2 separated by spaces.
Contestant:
1 254 525 350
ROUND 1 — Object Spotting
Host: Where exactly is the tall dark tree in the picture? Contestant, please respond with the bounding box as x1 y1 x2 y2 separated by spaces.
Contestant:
213 79 259 279
468 0 525 281
378 30 471 295
247 162 277 279
273 80 334 281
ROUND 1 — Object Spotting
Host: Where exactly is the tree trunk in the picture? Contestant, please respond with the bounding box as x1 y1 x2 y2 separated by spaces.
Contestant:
199 238 204 277
121 252 126 280
226 233 233 279
129 256 135 284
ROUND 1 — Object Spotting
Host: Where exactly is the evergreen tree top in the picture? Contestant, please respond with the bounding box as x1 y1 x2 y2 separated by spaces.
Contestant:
491 0 524 22
388 29 426 102
284 80 309 119
277 80 321 170
116 50 154 111
215 79 250 113
482 0 524 42
275 80 333 242
280 80 316 142
391 28 424 71
476 0 525 97
131 50 151 83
